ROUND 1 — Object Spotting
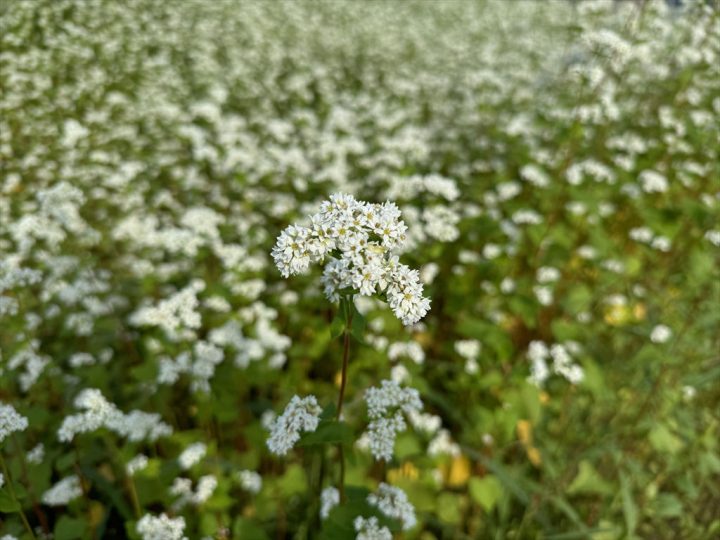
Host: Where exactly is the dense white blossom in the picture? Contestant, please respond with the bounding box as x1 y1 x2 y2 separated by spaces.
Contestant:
267 395 322 456
57 389 172 443
42 475 83 506
178 442 206 470
368 483 417 530
272 194 430 325
0 403 28 443
354 516 392 540
237 470 263 494
136 513 187 540
364 380 423 461
320 486 340 519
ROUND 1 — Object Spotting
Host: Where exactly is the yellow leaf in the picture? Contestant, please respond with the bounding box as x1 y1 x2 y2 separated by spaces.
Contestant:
516 419 533 445
526 446 542 467
446 455 471 487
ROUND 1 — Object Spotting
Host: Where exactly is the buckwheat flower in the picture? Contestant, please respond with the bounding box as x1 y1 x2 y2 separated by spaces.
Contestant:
136 513 187 540
0 403 28 443
454 339 481 360
127 454 149 476
1 534 18 540
639 170 669 193
364 380 422 461
650 324 672 344
237 470 262 494
178 442 206 470
0 473 3 488
42 475 82 506
194 475 217 504
320 486 340 519
272 194 430 326
27 443 44 464
428 429 460 457
354 516 392 540
368 483 417 530
536 267 560 283
705 230 720 247
267 395 322 456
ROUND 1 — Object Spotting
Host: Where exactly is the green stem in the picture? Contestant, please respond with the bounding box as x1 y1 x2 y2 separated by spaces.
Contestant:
0 452 36 540
336 296 354 503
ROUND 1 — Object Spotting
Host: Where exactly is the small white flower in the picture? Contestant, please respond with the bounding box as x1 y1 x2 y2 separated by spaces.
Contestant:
127 454 149 476
136 513 187 540
650 324 672 344
178 442 206 470
354 516 392 540
237 470 262 494
42 475 83 506
320 486 340 519
0 403 28 443
368 483 417 530
267 395 322 456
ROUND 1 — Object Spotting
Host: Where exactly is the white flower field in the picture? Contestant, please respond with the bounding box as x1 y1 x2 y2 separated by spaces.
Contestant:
1 1 719 539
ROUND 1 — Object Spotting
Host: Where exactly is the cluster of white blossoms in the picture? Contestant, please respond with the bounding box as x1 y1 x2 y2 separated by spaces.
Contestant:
41 475 83 506
127 454 149 476
354 516 392 540
57 389 172 443
136 513 187 540
272 194 431 325
320 486 340 519
237 470 263 494
170 475 217 510
0 403 28 443
266 395 322 456
368 483 417 531
527 341 584 387
363 380 423 461
178 442 206 470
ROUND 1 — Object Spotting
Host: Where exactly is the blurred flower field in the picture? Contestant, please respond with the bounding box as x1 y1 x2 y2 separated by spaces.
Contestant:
1 0 719 538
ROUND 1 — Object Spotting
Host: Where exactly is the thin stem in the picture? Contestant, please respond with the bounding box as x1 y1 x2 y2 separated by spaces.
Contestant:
11 434 49 534
336 296 354 503
0 452 36 540
336 301 353 420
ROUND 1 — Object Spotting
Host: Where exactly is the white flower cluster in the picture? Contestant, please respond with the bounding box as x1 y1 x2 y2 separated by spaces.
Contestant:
237 470 263 494
41 475 83 506
158 340 225 393
170 475 217 509
272 194 431 325
136 513 187 540
129 280 205 340
364 380 423 461
368 483 417 531
354 516 392 540
320 486 340 519
0 403 28 443
178 442 206 470
266 395 322 456
650 324 672 344
527 341 584 387
57 388 172 443
127 454 149 476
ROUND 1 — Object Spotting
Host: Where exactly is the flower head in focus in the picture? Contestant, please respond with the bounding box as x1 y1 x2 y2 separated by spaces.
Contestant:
272 194 431 325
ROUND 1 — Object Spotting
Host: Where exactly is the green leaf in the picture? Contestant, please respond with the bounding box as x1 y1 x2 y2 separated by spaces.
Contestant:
619 471 637 537
0 490 20 513
232 517 270 540
648 424 683 455
469 475 503 512
350 305 366 343
567 460 613 496
330 313 346 340
298 421 354 446
54 516 87 540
